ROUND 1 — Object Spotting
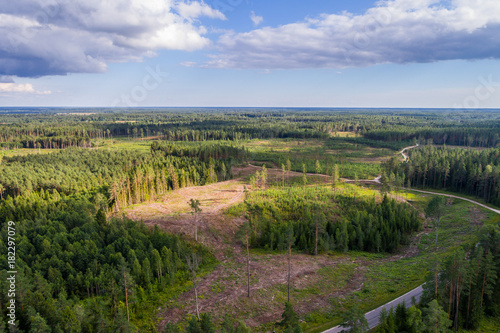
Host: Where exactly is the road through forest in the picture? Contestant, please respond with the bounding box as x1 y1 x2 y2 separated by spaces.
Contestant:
323 286 424 333
322 144 499 333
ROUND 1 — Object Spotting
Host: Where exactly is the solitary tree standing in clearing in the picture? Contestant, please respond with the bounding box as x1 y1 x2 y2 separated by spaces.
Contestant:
286 225 296 303
186 253 202 320
189 199 202 241
237 221 252 297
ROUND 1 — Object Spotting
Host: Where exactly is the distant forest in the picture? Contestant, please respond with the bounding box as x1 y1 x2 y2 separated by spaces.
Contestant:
0 109 499 149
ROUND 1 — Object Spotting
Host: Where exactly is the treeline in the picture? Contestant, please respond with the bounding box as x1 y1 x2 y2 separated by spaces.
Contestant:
375 300 450 333
0 143 245 211
385 146 500 206
421 225 500 331
0 190 214 332
0 113 333 148
1 109 499 149
244 187 420 254
363 126 500 148
163 313 253 333
150 141 248 161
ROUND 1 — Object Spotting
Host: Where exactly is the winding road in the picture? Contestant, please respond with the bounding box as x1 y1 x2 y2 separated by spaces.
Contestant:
400 143 419 162
322 143 499 333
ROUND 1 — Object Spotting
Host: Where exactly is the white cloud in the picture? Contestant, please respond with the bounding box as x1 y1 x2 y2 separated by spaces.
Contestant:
207 0 500 69
250 11 263 26
0 0 225 77
179 61 198 67
177 1 226 21
0 83 51 94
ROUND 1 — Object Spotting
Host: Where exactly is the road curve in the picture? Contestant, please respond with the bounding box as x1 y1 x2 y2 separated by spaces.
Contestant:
400 143 419 162
321 186 500 333
323 144 500 333
406 189 500 215
322 285 423 333
397 144 499 215
343 144 419 183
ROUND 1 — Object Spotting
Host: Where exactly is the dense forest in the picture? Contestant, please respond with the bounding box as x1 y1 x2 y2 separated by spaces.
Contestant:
0 135 247 331
0 189 215 332
0 142 246 211
385 146 500 206
243 187 421 254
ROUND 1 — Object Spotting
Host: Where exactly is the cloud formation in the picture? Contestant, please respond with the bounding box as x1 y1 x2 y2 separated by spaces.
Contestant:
0 83 51 94
207 0 500 69
0 0 225 78
250 11 263 26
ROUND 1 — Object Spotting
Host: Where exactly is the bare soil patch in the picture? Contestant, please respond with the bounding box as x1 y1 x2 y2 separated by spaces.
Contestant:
469 206 486 228
119 165 426 330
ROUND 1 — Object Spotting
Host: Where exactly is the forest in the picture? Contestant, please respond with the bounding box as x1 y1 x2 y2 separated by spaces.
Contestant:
0 108 499 149
243 188 420 254
0 108 499 332
375 224 500 333
384 146 500 206
0 142 246 211
0 189 215 332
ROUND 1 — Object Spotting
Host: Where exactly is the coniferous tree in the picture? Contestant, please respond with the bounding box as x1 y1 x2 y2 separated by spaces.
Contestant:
423 300 452 333
340 305 369 333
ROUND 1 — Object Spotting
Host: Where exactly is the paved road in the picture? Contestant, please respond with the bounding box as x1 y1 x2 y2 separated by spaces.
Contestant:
322 285 423 333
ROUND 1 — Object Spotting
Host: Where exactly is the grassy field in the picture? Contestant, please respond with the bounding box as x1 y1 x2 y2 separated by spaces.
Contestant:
92 137 157 152
243 138 395 179
0 147 59 159
89 136 397 179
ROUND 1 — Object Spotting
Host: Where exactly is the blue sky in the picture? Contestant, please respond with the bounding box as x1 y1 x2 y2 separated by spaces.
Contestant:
1 0 500 108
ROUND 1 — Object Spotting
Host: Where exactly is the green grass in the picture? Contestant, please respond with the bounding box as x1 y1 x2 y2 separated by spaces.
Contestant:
0 148 59 159
92 137 157 152
242 138 397 179
302 189 499 333
406 187 500 211
459 316 500 333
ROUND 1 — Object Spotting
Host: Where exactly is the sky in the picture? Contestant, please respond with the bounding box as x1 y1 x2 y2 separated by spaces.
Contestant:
1 0 500 108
